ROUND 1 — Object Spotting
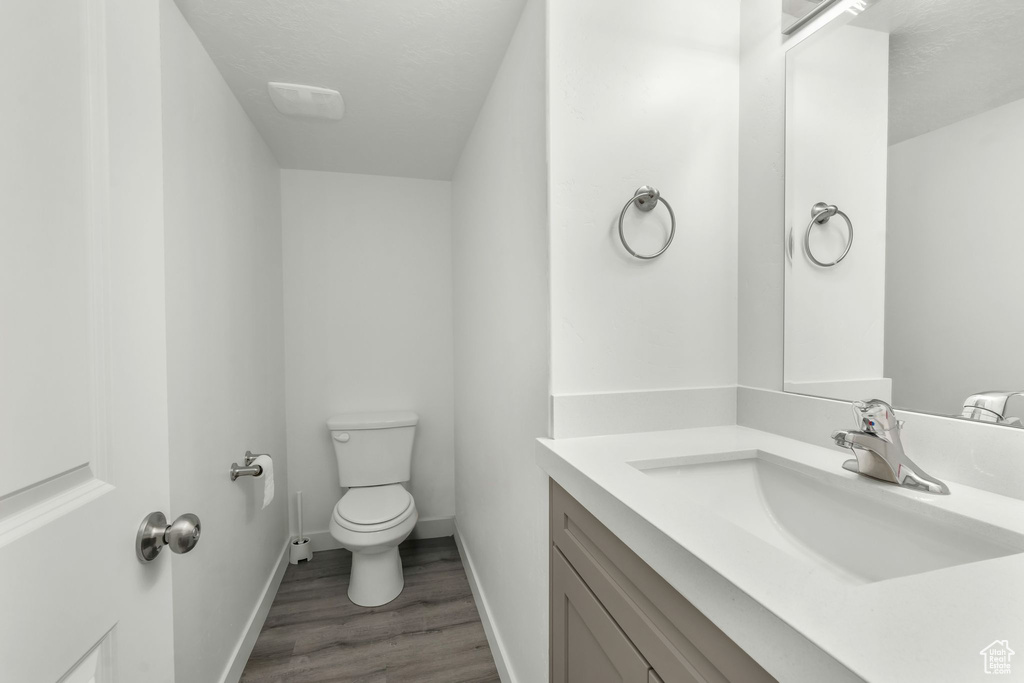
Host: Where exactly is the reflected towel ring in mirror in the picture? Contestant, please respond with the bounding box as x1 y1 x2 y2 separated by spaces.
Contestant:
618 186 676 260
803 201 853 267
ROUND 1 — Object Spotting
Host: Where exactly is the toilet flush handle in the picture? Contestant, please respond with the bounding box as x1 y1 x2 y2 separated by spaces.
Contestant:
333 432 350 443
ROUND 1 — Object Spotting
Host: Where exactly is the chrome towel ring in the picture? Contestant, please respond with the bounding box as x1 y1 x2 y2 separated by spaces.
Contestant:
804 202 853 267
618 186 676 260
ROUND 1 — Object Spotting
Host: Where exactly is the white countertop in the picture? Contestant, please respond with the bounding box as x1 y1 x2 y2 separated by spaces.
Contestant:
537 425 1024 683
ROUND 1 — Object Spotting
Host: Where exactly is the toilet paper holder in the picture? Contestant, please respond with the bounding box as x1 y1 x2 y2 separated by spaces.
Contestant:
230 451 269 481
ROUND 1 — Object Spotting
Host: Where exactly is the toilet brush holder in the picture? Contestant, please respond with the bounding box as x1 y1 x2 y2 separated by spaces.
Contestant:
289 537 312 565
290 490 313 564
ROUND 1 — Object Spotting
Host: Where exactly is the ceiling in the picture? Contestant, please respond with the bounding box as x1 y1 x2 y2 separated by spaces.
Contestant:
174 0 526 180
865 0 1024 144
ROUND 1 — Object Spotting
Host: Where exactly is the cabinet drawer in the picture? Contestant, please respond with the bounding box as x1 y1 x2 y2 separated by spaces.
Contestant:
552 549 651 683
550 481 776 683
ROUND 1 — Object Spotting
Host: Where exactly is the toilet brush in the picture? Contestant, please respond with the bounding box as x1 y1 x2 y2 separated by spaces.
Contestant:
289 490 313 565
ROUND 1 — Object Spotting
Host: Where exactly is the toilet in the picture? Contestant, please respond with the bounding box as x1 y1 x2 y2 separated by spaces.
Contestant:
327 410 419 607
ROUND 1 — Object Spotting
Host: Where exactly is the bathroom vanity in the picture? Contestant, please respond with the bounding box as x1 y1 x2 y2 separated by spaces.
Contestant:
539 427 1024 682
549 480 773 683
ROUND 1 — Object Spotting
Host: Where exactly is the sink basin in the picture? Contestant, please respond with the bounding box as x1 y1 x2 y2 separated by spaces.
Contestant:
630 450 1024 584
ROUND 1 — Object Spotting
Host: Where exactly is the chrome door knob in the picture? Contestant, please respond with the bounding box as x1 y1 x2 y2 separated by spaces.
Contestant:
136 511 202 563
165 513 201 554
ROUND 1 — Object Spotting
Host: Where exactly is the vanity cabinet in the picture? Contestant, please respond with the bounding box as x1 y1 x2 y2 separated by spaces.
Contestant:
550 481 776 683
552 550 650 683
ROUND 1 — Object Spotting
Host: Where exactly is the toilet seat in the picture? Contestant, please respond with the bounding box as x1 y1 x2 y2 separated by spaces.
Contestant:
334 484 414 533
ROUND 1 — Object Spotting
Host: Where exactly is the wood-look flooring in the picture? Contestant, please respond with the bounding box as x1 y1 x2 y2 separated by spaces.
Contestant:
240 537 500 683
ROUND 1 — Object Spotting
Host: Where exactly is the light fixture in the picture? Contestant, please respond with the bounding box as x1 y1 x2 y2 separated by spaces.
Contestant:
267 82 345 121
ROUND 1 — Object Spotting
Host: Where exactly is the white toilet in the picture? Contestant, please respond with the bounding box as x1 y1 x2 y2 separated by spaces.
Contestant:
327 410 419 607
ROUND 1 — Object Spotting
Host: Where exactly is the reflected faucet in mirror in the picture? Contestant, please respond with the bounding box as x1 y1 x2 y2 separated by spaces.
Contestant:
831 399 950 494
961 391 1024 426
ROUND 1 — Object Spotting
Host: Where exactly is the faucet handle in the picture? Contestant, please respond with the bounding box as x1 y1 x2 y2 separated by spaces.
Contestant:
852 399 899 433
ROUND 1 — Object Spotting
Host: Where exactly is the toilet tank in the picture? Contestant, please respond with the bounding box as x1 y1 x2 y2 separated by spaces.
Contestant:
327 411 418 487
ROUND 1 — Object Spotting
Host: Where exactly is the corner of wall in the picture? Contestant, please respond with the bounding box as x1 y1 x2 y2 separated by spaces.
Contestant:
450 1 550 682
737 0 787 391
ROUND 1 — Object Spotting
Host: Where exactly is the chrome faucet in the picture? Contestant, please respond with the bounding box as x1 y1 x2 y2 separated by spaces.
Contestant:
831 399 950 494
961 391 1023 426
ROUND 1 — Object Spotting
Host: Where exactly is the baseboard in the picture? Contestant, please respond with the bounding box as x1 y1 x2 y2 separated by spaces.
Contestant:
454 522 514 683
307 516 455 552
219 538 290 683
409 516 455 540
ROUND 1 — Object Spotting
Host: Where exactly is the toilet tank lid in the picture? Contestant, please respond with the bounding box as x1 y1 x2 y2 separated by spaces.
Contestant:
327 411 419 431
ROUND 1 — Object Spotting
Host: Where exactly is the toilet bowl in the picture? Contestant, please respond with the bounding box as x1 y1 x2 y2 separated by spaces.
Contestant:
326 411 419 607
329 483 418 606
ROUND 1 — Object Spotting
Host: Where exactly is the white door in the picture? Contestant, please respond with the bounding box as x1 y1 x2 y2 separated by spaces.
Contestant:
1 1 180 681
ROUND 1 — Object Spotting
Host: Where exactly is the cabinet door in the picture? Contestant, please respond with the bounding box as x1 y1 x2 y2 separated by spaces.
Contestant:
553 550 651 683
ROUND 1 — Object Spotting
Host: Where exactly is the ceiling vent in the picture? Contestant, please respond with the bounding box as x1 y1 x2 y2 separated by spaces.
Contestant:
267 82 345 121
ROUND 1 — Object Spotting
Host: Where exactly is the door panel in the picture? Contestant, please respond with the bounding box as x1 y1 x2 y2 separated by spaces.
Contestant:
0 0 99 503
0 1 175 681
553 550 650 683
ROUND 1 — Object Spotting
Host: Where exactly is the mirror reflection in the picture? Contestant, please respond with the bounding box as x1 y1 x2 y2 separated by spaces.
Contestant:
784 0 1024 426
781 0 839 35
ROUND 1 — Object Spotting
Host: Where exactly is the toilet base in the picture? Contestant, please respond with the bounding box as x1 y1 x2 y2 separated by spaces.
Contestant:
329 497 417 607
348 546 404 607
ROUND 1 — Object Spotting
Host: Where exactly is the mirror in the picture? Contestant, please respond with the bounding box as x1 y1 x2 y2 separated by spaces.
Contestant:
783 0 1024 427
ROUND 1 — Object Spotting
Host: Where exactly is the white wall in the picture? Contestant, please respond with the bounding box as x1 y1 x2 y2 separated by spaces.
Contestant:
784 25 889 390
281 170 455 541
451 0 550 680
549 0 740 396
159 4 289 682
886 97 1024 416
